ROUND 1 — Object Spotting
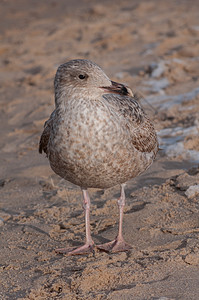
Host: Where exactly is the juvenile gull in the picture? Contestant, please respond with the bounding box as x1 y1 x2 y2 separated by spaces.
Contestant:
39 59 158 255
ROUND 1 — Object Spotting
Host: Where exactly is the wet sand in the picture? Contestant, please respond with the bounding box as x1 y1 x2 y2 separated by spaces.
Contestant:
0 1 199 299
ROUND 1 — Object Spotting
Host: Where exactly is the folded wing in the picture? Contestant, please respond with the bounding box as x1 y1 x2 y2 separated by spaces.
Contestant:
39 110 55 155
103 93 158 156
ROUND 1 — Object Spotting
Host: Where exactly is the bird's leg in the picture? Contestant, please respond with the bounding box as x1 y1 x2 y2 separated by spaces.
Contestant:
82 189 95 247
97 184 132 253
55 189 95 255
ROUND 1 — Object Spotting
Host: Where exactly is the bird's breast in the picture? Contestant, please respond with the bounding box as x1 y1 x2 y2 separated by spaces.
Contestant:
50 99 124 163
47 98 156 188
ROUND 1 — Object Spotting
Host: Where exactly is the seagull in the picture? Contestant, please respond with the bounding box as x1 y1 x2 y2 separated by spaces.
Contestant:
39 59 158 255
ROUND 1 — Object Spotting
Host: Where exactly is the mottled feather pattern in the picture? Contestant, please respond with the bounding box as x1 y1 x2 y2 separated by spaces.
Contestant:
39 111 55 156
39 59 158 189
103 94 158 155
131 116 158 154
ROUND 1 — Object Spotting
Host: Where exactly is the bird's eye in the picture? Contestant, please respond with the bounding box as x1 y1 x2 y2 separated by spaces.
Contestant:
79 74 86 80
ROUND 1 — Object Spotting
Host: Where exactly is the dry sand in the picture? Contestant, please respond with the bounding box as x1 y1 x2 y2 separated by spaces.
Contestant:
0 0 199 299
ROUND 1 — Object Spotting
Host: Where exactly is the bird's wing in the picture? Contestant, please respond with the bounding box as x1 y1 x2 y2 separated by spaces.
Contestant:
102 94 158 154
39 110 55 155
130 115 158 153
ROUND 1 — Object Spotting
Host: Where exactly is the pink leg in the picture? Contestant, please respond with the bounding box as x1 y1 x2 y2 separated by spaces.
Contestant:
97 184 132 253
55 189 95 255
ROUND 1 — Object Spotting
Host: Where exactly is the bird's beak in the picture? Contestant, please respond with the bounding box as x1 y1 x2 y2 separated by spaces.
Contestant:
100 81 134 97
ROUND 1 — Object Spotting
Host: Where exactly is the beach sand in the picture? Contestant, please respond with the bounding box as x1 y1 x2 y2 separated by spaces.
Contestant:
0 1 199 299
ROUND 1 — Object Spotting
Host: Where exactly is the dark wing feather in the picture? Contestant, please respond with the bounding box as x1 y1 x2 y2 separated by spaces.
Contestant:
103 94 158 155
39 110 55 155
131 116 158 153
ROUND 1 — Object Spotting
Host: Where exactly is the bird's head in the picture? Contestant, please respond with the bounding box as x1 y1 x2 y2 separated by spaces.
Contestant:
54 59 133 106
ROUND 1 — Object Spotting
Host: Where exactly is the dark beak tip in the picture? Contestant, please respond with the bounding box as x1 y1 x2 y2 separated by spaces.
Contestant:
101 81 129 96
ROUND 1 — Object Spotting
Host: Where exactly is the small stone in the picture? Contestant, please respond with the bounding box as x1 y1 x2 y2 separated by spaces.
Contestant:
185 253 199 265
185 185 199 199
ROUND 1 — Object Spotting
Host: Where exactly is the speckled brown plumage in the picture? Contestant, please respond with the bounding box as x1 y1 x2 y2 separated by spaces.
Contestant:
39 59 158 255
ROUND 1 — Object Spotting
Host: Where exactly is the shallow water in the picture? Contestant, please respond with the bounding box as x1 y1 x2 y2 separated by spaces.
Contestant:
146 86 199 109
141 60 199 163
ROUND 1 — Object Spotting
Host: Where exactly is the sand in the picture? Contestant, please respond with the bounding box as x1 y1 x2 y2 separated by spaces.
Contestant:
0 0 199 299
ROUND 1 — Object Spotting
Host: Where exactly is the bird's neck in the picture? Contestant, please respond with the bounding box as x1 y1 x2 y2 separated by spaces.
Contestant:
55 87 104 108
